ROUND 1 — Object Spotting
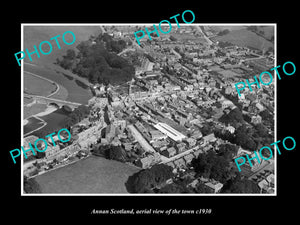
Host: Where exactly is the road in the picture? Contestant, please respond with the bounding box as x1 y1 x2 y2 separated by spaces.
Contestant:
24 93 83 107
160 146 199 164
127 124 156 153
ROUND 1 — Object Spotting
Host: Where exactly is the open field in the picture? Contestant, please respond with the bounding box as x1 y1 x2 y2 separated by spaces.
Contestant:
24 72 57 96
24 26 101 66
214 28 274 51
24 103 48 119
34 155 141 193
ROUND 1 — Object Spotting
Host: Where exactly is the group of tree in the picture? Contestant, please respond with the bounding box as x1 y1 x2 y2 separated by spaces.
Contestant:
24 176 42 193
96 33 127 54
218 144 238 161
233 124 258 151
217 29 230 36
57 33 135 85
125 164 174 193
219 107 245 128
191 150 231 183
61 105 90 129
259 109 274 128
214 129 235 143
92 144 128 163
221 174 260 193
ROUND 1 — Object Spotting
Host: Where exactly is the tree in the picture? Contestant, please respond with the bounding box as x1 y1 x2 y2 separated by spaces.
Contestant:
59 33 134 85
36 151 46 159
234 125 257 150
222 175 260 193
191 151 230 183
219 107 244 127
218 144 238 161
214 129 235 143
125 164 173 193
65 49 76 60
24 176 42 193
217 29 230 36
105 146 127 162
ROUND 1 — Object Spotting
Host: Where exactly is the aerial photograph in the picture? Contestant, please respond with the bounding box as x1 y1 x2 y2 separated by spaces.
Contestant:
22 24 275 194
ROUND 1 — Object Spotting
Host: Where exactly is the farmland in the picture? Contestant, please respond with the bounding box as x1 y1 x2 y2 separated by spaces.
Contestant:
214 27 274 51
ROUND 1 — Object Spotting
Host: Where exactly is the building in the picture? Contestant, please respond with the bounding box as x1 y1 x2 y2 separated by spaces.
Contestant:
251 115 262 124
176 142 186 153
149 130 167 140
185 137 196 148
225 125 235 134
173 158 186 168
183 153 194 165
135 152 161 169
23 135 40 157
222 99 234 109
204 181 223 193
202 133 217 146
153 122 186 142
161 147 177 158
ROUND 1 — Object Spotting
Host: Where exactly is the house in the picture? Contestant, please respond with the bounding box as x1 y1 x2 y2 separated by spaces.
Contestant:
251 115 262 124
176 142 186 153
191 130 203 140
135 152 161 169
266 174 275 186
123 143 133 151
188 179 199 188
258 179 269 192
45 144 60 158
185 137 196 148
23 135 41 157
149 130 166 140
255 102 264 111
193 149 202 158
202 133 217 146
204 181 223 193
183 153 194 165
173 158 186 168
225 125 235 134
161 147 177 158
222 99 234 109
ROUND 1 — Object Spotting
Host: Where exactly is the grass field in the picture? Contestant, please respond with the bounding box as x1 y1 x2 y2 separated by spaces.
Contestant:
214 27 274 51
23 26 101 66
24 72 57 96
24 103 48 119
34 155 141 194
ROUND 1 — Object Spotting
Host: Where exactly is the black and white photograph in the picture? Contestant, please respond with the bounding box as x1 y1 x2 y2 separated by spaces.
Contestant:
21 24 276 195
3 4 298 221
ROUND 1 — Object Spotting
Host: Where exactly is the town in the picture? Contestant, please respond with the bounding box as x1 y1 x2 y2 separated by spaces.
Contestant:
23 25 275 194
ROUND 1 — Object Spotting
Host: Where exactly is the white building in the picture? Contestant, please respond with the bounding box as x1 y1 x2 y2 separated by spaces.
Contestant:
153 122 186 142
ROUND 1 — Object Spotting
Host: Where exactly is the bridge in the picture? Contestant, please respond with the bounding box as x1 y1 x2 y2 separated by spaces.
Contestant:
24 94 84 110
